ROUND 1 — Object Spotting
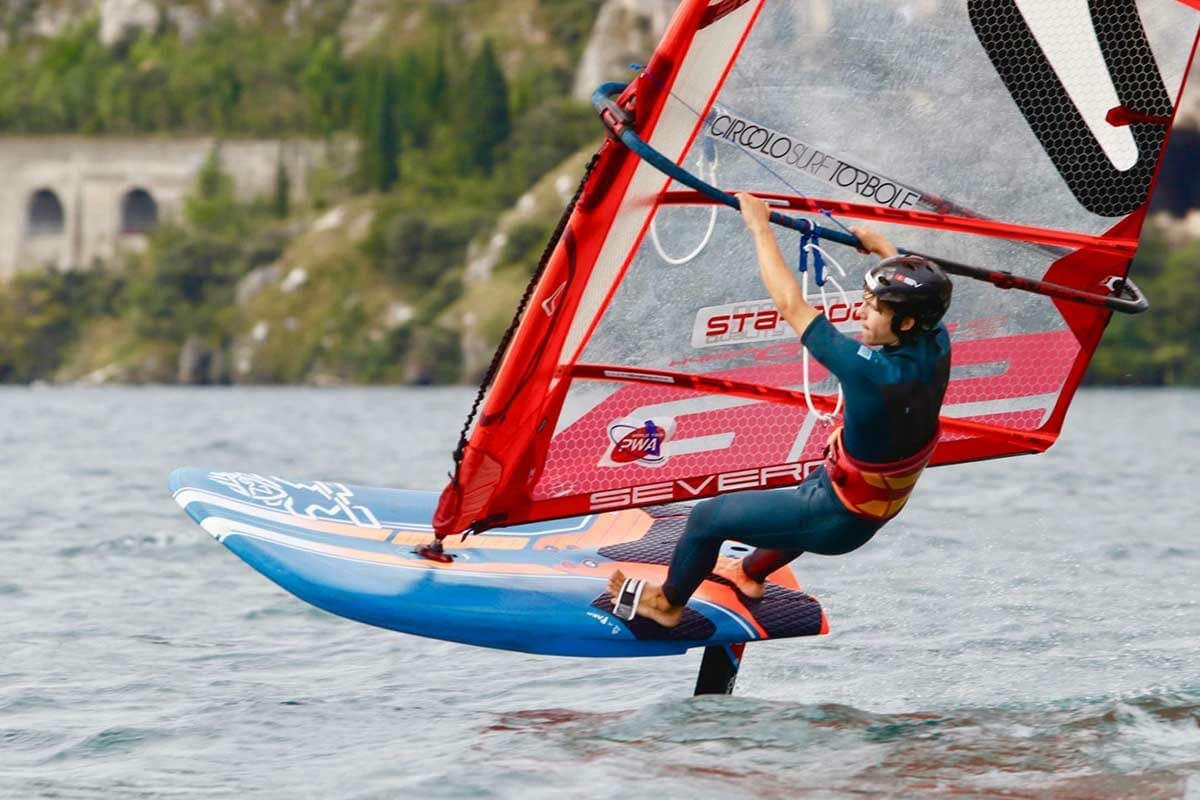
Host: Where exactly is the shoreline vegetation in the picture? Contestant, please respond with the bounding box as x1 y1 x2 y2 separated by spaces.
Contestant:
1 3 1197 387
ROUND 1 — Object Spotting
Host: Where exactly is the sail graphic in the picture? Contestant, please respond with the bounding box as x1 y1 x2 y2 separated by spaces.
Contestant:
434 0 1200 536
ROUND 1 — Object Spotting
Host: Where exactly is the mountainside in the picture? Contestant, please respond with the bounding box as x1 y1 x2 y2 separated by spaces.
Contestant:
0 0 663 385
0 2 1197 387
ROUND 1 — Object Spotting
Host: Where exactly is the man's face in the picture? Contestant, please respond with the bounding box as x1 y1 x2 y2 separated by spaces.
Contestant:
860 292 902 346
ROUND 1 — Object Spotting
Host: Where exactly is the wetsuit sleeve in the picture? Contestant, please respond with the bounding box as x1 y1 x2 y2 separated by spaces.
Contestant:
800 315 898 390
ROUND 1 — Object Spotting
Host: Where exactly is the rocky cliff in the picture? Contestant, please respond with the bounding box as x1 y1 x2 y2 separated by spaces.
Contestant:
1 0 322 46
571 0 675 100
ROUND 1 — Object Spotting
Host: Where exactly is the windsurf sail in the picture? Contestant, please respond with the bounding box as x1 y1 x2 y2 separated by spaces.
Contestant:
435 0 1200 536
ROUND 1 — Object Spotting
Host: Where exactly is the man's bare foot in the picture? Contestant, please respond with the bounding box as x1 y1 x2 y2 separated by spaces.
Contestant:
713 556 766 600
607 570 685 628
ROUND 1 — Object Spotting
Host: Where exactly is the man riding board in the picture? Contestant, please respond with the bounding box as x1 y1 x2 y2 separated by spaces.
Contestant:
609 193 953 627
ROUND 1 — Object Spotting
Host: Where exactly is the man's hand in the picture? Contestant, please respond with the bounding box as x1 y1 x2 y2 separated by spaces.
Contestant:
737 193 772 234
850 225 900 259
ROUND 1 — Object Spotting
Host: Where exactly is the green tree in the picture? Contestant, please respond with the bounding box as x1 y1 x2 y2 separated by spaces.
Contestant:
355 57 400 192
459 39 511 175
123 225 242 340
1088 228 1200 385
0 271 74 382
122 153 286 344
538 0 605 56
0 268 120 383
185 145 241 234
498 96 597 198
393 43 446 149
302 36 350 137
364 199 486 286
426 42 448 127
273 157 292 219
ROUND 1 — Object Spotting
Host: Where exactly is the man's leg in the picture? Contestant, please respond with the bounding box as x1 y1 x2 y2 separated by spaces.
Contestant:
606 494 734 628
714 547 804 599
660 494 734 606
660 490 822 606
610 479 872 626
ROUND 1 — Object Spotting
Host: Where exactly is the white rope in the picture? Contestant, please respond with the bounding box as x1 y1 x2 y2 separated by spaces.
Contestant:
650 148 719 265
800 242 851 424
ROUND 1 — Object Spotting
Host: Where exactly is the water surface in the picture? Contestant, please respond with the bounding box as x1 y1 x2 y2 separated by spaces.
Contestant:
1 387 1197 798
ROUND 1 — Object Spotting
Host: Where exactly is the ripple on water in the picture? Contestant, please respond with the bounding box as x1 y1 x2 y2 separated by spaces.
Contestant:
43 726 164 764
0 692 64 714
1160 546 1200 559
55 530 205 558
243 602 324 622
463 687 1200 797
0 728 69 758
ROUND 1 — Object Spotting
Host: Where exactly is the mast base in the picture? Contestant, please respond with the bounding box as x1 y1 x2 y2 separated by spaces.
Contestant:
415 537 454 564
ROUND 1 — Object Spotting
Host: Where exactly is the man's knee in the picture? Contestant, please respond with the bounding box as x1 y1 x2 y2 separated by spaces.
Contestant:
684 495 728 540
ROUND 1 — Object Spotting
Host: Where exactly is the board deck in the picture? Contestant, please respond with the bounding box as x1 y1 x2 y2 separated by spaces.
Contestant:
170 468 827 657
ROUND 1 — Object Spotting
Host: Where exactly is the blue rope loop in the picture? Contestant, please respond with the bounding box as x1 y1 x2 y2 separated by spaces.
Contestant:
799 229 826 286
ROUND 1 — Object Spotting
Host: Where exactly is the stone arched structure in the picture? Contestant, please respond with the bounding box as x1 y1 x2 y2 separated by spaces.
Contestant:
0 137 325 278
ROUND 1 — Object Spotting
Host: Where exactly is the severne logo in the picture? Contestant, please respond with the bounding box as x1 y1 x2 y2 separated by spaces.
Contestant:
589 459 823 511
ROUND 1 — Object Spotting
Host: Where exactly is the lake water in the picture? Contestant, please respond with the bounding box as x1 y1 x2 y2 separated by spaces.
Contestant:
1 386 1198 798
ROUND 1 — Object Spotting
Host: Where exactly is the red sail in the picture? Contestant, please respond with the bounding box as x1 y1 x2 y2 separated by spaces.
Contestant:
437 0 1200 535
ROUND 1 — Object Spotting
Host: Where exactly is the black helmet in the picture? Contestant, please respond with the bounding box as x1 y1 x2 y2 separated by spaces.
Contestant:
864 255 952 337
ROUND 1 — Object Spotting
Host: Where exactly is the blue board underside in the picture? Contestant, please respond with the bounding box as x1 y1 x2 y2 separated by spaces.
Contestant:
170 467 824 658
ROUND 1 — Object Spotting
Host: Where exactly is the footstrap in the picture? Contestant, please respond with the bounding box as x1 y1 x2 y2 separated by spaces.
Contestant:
613 578 645 621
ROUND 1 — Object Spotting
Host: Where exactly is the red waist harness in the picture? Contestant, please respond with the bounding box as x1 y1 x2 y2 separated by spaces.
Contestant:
824 426 939 521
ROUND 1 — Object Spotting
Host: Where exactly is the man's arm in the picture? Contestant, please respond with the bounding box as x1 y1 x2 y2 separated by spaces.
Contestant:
737 194 898 337
737 193 820 337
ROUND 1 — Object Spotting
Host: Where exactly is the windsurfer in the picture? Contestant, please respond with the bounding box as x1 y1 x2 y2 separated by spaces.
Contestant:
609 194 953 628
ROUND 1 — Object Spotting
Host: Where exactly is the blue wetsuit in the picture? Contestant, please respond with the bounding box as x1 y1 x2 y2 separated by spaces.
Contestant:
660 316 952 606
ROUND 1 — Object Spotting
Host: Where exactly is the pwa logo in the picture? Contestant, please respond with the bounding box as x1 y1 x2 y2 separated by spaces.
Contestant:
603 417 676 467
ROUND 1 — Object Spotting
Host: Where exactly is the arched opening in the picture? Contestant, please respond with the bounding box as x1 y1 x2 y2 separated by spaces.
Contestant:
27 189 65 236
121 188 158 234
